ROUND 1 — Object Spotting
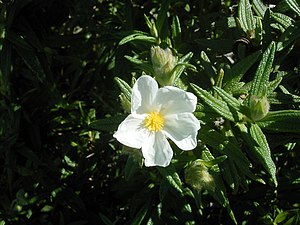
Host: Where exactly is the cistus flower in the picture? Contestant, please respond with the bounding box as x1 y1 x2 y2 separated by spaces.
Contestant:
113 75 200 167
151 46 177 86
185 160 215 192
249 95 270 122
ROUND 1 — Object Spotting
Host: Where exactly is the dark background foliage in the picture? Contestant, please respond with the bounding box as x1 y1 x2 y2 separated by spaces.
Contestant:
0 0 299 224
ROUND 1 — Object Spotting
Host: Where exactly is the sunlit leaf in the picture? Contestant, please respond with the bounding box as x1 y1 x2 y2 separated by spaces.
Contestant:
250 42 275 97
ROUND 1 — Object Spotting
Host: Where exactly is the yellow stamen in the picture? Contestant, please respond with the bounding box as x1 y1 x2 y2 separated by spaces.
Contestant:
144 111 165 132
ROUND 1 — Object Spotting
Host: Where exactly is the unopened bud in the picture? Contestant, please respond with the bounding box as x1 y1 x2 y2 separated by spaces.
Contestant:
249 95 270 121
185 160 215 192
151 46 177 86
119 93 131 113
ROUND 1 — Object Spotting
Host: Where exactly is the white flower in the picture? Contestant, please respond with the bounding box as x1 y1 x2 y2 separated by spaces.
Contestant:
113 75 200 167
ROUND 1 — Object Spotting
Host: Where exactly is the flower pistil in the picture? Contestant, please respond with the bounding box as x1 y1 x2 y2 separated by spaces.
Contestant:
144 111 164 132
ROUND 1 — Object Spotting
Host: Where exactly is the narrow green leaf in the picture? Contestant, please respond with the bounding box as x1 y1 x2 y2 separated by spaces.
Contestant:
277 24 300 51
119 32 156 45
267 77 283 94
268 92 300 105
171 15 181 47
89 115 126 132
250 124 277 186
238 0 256 32
114 77 132 101
257 110 300 133
274 211 290 224
198 126 253 177
209 177 237 224
173 52 193 83
178 51 193 63
224 50 261 93
221 159 241 193
285 0 300 16
144 14 158 38
130 199 151 225
156 0 172 37
227 17 237 28
200 155 228 168
200 51 217 83
144 14 152 30
252 0 268 17
157 166 183 195
191 84 235 121
124 55 154 75
201 148 221 173
212 86 241 110
250 42 275 97
271 12 294 29
238 123 277 186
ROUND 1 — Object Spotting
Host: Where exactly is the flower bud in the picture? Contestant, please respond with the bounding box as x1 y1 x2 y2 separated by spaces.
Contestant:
119 93 131 113
151 46 177 86
249 95 270 122
185 160 215 192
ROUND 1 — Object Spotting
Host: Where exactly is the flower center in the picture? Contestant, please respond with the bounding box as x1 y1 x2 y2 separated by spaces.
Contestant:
144 111 165 132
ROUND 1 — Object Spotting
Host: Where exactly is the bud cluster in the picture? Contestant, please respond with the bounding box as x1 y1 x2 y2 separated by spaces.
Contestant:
185 160 215 192
151 46 177 86
249 95 270 122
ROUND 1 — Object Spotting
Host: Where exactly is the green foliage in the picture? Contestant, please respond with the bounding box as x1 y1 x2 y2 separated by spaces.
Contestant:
1 0 300 224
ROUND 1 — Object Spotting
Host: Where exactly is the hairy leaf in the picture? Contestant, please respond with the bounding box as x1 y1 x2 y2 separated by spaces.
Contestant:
250 42 275 97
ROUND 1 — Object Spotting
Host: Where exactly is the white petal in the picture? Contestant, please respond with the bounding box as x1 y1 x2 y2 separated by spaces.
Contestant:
131 75 158 114
155 86 197 115
142 132 173 167
113 114 147 149
163 113 200 150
